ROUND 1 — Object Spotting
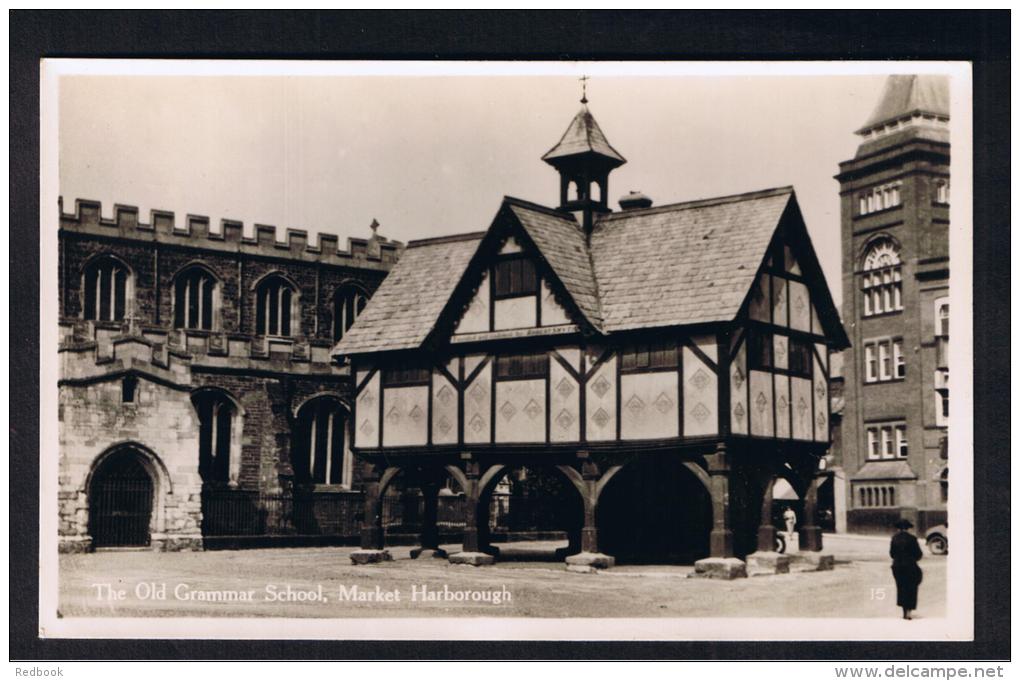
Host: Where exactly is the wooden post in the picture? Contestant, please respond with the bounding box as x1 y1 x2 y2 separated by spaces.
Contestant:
707 443 735 558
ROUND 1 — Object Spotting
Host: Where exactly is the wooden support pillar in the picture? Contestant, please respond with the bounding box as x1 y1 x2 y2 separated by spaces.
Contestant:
448 454 495 566
757 476 778 553
707 444 735 559
351 463 392 564
559 454 616 572
799 474 824 552
410 476 447 559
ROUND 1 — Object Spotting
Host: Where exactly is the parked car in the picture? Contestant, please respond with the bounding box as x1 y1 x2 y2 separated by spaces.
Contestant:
925 524 948 555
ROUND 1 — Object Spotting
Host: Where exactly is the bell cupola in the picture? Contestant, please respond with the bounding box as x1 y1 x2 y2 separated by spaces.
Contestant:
542 91 626 235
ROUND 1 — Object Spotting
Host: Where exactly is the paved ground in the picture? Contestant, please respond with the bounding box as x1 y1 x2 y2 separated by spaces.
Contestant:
58 534 945 619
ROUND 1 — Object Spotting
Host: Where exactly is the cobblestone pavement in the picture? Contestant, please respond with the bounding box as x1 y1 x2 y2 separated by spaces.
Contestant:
57 535 946 619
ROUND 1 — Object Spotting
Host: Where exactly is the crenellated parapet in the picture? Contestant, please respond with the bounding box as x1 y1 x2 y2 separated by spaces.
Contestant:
59 197 403 271
58 319 350 384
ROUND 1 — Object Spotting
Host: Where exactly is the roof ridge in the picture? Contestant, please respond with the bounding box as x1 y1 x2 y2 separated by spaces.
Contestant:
502 196 577 221
595 186 794 223
406 231 487 247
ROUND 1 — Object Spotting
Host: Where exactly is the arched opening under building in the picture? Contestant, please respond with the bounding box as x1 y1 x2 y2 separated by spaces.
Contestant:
481 466 582 560
88 446 155 548
597 454 713 565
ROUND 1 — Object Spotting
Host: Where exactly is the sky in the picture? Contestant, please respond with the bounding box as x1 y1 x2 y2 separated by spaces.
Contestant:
58 68 891 305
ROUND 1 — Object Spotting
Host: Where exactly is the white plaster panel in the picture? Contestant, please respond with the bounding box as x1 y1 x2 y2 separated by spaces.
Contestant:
749 369 774 438
730 341 748 435
431 372 458 445
540 278 571 326
772 276 788 327
456 271 489 334
785 245 802 275
791 376 813 441
585 356 617 441
495 379 546 443
773 333 789 370
494 297 537 330
774 374 791 439
748 273 770 322
683 346 718 437
463 363 492 444
382 386 429 448
789 280 811 332
814 343 828 371
354 371 380 448
691 333 718 363
550 361 580 442
499 236 522 254
621 372 679 440
813 356 829 442
556 346 582 372
811 304 823 336
464 354 485 378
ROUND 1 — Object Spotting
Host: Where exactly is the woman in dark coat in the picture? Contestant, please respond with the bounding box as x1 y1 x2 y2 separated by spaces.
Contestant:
890 519 923 619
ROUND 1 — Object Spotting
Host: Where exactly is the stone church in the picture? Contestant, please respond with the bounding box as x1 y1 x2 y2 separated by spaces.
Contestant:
334 99 849 576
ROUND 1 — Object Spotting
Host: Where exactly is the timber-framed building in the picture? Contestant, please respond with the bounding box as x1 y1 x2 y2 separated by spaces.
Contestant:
335 102 850 574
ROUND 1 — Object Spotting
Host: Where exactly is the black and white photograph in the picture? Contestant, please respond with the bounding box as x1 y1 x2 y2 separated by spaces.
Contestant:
36 59 975 643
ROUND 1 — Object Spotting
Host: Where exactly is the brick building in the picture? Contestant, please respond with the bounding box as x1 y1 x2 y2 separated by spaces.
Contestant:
57 199 401 551
334 100 849 576
833 75 950 534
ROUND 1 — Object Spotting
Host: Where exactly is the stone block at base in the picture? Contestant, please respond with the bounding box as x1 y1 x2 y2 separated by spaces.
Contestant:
564 552 615 570
746 551 791 576
789 551 834 571
690 557 747 580
350 549 392 565
448 551 495 566
566 564 599 574
410 547 448 559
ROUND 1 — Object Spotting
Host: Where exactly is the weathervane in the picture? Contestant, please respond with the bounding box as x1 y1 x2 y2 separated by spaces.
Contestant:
580 75 589 104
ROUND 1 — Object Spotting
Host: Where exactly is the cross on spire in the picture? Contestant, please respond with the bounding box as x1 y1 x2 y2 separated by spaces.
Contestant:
579 75 589 104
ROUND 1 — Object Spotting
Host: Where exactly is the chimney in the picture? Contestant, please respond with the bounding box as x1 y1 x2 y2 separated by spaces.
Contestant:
619 191 653 211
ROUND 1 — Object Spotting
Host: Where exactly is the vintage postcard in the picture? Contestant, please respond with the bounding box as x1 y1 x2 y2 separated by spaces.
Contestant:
38 60 973 641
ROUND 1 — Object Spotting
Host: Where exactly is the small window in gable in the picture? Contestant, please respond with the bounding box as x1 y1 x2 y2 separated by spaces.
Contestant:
493 257 538 298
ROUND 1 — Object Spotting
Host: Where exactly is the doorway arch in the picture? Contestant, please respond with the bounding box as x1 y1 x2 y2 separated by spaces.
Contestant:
597 454 713 564
88 445 158 548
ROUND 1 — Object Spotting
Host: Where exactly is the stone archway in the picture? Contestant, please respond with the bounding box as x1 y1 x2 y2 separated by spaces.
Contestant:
87 443 169 548
597 454 714 565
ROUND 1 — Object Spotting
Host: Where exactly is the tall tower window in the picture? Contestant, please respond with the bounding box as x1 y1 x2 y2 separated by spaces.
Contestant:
857 183 902 216
193 390 236 484
861 238 903 316
333 284 369 343
935 180 950 204
293 398 350 486
255 275 298 337
174 266 219 330
82 255 131 322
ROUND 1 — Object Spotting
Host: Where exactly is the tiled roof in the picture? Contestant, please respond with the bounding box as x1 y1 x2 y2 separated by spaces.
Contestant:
853 461 918 481
590 187 793 332
859 75 950 132
541 106 626 164
506 199 603 330
332 233 483 355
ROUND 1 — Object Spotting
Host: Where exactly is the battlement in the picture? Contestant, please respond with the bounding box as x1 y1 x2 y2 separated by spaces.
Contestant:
58 319 349 381
59 197 404 271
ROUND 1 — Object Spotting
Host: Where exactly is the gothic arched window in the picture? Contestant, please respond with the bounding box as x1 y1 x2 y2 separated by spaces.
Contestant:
861 238 903 317
83 255 131 322
293 398 350 486
255 274 298 337
332 284 369 343
174 266 220 330
192 390 236 484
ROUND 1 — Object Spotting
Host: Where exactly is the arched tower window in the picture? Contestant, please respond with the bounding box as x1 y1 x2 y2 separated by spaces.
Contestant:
255 274 298 337
192 390 236 485
332 284 369 343
174 266 220 331
861 238 903 316
293 398 350 486
937 301 949 337
82 255 131 322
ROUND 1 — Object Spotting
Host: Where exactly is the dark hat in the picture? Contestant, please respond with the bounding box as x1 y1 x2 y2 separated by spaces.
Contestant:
893 519 914 530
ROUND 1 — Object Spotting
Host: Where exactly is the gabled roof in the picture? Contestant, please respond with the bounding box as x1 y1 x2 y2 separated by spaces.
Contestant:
590 187 793 332
858 74 950 133
332 232 483 355
541 105 626 165
505 199 602 329
334 186 848 358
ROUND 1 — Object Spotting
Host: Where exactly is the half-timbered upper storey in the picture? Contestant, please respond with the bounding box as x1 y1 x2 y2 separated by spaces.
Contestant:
335 106 849 455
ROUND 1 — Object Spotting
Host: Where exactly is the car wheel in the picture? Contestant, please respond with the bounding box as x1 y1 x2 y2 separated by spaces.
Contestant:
774 534 786 554
927 534 948 555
